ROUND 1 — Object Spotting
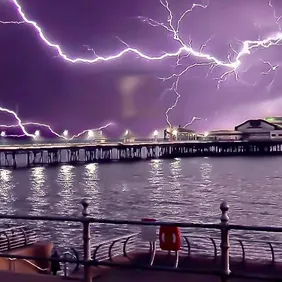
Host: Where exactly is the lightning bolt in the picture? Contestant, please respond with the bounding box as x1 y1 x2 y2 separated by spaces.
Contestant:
261 59 279 75
2 0 282 129
260 59 279 92
0 120 113 140
0 106 35 138
0 105 113 140
0 20 24 24
6 0 281 68
269 0 282 31
183 116 202 128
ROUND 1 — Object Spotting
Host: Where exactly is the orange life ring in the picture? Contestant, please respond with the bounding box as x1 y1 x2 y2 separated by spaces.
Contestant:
159 226 181 251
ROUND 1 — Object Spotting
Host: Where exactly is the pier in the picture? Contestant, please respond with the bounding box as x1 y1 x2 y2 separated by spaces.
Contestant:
1 139 282 168
1 200 282 281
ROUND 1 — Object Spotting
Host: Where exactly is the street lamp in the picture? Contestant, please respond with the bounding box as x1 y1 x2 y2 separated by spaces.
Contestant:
153 130 158 142
87 130 94 139
172 129 178 141
63 130 68 138
34 130 40 137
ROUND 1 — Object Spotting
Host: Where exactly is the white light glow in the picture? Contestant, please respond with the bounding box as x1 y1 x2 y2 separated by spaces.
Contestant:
153 130 158 137
34 130 40 137
63 129 68 137
88 130 94 138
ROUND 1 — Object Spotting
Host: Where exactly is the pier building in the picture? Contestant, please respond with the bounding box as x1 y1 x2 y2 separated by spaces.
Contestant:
204 130 242 141
203 118 282 141
163 126 196 141
265 116 282 127
235 119 282 140
175 127 197 141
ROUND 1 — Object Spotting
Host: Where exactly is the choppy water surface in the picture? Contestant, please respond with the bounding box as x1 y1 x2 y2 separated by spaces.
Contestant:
0 156 282 251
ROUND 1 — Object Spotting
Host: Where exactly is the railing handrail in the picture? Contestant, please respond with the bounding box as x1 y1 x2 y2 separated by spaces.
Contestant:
1 199 282 282
22 258 49 272
91 232 139 247
0 212 282 234
7 257 49 272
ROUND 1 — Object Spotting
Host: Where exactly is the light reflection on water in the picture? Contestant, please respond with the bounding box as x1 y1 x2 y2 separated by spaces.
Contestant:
28 167 48 215
0 157 282 250
0 169 15 214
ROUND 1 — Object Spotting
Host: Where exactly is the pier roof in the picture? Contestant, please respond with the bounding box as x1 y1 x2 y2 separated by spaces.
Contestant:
177 127 195 133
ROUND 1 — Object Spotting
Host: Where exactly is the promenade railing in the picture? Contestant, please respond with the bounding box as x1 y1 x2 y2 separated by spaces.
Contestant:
0 199 282 282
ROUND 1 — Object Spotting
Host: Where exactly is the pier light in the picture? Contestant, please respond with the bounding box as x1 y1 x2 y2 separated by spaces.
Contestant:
204 131 209 137
124 129 129 136
153 130 158 137
63 130 68 137
172 129 178 136
34 130 40 137
87 130 94 138
0 131 6 137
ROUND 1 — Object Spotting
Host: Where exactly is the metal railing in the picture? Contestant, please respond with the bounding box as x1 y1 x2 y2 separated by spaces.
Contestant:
92 232 138 262
0 225 38 252
7 257 49 273
0 200 282 281
90 232 282 266
62 248 80 277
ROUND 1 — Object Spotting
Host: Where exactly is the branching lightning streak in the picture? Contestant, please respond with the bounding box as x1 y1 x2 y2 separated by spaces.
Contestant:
261 59 279 75
183 116 201 128
0 20 24 24
140 0 282 125
0 106 35 138
2 0 282 130
269 0 282 31
0 121 113 140
7 0 281 68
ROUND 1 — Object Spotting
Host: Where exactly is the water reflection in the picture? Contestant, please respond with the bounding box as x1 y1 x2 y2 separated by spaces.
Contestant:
28 167 48 216
166 159 183 219
193 161 216 221
83 163 101 216
30 167 47 194
200 161 212 188
147 159 165 218
1 157 282 249
169 158 182 186
148 159 163 186
0 169 15 214
56 165 75 214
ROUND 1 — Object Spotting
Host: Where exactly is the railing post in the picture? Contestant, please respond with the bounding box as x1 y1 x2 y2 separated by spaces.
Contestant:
220 201 230 282
81 199 91 282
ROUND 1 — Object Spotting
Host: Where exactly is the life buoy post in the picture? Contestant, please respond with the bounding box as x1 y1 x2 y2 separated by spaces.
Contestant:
141 218 157 242
159 225 181 268
141 218 157 266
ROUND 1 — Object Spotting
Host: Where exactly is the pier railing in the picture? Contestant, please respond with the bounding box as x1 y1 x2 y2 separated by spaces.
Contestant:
0 200 282 282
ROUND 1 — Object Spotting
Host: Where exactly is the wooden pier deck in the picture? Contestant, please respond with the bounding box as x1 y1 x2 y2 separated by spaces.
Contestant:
0 269 270 282
0 139 282 168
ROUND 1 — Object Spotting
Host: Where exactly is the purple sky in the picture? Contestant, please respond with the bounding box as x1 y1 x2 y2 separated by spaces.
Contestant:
1 0 282 137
